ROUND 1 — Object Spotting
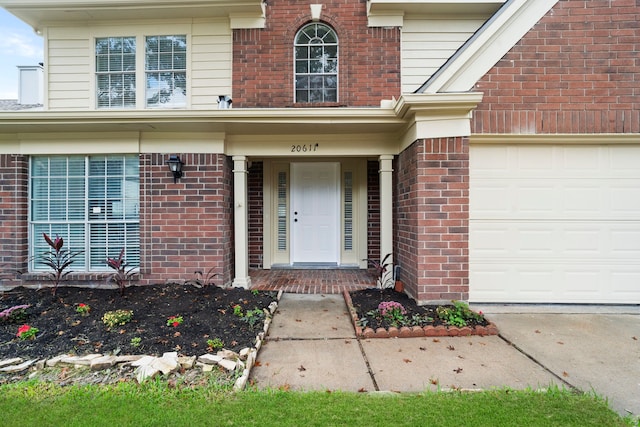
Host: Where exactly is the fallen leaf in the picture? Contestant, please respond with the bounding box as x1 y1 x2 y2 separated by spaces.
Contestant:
457 355 465 359
231 340 238 346
295 319 302 322
279 384 290 391
430 378 439 385
447 345 455 351
358 388 367 393
403 358 412 363
535 330 541 334
332 327 338 330
432 339 440 343
254 360 262 367
557 341 564 345
118 329 126 334
298 365 306 371
633 336 637 341
453 367 463 374
419 347 427 351
71 320 81 327
57 331 65 336
173 331 181 337
344 340 351 344
563 371 569 377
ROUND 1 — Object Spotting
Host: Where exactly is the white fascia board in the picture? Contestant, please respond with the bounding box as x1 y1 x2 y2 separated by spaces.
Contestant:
395 92 483 149
419 0 558 93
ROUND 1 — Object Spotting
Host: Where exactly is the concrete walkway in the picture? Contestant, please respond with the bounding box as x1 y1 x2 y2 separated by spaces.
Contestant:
250 294 639 418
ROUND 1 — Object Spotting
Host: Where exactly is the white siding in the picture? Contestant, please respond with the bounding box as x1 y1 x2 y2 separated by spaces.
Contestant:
401 16 486 94
44 20 232 111
470 144 640 304
191 21 232 110
47 28 91 110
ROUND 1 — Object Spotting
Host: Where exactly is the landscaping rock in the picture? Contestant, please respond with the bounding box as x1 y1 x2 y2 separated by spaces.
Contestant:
90 355 117 371
0 359 36 373
0 358 23 368
198 354 223 365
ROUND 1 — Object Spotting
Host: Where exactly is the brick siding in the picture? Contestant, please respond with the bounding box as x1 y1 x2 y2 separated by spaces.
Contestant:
248 161 264 268
139 153 234 286
473 0 640 134
0 155 29 286
233 0 401 108
394 138 469 304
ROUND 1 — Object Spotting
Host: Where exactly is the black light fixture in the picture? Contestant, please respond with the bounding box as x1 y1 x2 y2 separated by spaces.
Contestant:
166 155 184 183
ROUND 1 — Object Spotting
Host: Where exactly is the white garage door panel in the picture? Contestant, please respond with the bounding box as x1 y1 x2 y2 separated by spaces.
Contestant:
470 144 640 304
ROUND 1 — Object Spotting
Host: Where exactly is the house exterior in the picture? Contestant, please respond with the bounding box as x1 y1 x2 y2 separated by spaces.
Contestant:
0 0 638 304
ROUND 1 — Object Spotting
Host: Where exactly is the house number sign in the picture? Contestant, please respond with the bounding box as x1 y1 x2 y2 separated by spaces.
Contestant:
291 143 319 153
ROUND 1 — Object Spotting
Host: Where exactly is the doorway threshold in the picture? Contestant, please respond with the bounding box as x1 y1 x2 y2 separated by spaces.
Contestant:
271 263 360 270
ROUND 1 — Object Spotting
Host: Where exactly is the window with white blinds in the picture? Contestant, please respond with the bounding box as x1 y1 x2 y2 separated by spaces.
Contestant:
343 171 353 251
30 155 140 272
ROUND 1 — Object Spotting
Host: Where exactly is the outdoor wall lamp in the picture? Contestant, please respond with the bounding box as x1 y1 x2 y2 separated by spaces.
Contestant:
166 155 184 183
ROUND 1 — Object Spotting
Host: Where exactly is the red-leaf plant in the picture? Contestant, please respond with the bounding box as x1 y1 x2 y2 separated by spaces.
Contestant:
106 248 137 296
363 253 394 289
33 233 84 295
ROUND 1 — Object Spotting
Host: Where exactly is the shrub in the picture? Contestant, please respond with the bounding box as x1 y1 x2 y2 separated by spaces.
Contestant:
31 233 83 295
102 309 134 328
106 248 137 296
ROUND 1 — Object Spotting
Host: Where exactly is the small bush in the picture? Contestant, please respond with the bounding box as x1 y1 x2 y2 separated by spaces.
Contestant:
102 309 134 328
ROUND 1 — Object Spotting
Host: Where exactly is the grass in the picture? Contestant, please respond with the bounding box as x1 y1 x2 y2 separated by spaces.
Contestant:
0 380 632 427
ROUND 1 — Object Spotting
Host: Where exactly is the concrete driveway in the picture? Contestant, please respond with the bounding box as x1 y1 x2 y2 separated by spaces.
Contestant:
250 294 639 418
482 306 640 418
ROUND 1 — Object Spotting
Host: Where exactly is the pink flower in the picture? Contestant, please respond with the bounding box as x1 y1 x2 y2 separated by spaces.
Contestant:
171 322 180 327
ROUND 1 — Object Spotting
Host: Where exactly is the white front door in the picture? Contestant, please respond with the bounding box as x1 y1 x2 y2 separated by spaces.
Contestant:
291 162 340 264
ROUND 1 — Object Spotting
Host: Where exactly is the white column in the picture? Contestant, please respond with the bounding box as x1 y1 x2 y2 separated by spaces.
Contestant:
232 156 251 289
379 155 394 276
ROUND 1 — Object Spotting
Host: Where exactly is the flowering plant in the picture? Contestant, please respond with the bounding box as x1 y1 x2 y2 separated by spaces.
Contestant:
0 304 30 323
76 303 90 316
16 324 39 340
167 315 183 327
102 309 133 328
377 301 407 327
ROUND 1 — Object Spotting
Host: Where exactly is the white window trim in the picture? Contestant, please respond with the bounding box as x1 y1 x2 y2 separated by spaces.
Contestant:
89 24 192 110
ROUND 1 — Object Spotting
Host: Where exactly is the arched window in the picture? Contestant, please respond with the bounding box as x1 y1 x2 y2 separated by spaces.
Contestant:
294 23 338 103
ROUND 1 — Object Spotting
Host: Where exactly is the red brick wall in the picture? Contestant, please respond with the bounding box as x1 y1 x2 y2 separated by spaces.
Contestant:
139 153 234 286
394 138 469 304
0 155 29 286
248 161 263 268
233 0 401 108
473 0 640 134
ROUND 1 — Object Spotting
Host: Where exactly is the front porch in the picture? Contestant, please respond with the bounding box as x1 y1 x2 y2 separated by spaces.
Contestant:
249 268 375 294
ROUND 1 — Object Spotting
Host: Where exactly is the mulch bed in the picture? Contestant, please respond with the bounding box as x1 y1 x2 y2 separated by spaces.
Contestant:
0 284 278 360
346 288 498 338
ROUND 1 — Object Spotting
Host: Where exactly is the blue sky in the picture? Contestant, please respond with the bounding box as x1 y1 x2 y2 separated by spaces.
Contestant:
0 8 43 99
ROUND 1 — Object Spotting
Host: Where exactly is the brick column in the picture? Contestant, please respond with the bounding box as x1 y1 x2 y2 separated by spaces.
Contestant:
394 137 469 304
0 155 28 288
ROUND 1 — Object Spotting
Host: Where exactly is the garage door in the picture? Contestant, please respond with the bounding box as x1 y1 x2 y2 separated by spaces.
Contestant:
470 144 640 304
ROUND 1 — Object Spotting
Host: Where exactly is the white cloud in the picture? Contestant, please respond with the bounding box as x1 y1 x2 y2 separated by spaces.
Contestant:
0 31 43 60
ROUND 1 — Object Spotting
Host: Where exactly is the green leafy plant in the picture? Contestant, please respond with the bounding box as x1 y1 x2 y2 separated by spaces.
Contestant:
75 303 90 316
436 301 484 327
240 308 266 330
102 309 134 328
206 338 224 351
190 268 218 288
363 253 394 288
167 315 183 327
106 248 137 296
232 304 243 317
130 337 142 348
16 324 39 340
0 304 30 324
32 233 84 296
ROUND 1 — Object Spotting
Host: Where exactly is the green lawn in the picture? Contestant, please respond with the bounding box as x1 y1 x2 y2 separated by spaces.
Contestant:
0 380 631 427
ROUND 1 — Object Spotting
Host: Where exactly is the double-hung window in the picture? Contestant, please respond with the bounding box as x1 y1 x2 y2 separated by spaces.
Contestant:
95 34 187 109
96 37 136 109
30 155 140 272
145 35 187 108
294 23 338 103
